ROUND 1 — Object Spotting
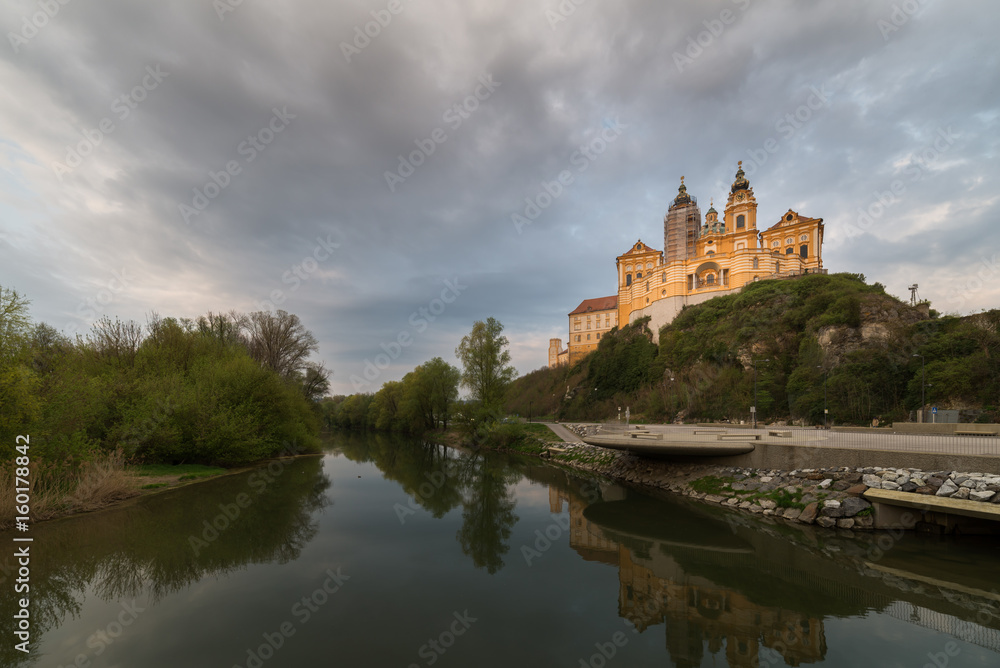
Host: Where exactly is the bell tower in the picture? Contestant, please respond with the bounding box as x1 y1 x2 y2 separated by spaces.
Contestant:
663 177 702 265
724 162 758 249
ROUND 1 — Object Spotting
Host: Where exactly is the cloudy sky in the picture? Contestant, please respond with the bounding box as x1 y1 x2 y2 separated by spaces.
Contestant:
1 0 997 395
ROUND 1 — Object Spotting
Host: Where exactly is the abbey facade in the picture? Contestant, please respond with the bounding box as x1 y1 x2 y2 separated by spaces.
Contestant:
550 164 825 367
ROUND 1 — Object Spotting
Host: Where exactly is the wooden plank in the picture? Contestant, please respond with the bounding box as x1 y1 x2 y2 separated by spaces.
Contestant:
864 488 1000 522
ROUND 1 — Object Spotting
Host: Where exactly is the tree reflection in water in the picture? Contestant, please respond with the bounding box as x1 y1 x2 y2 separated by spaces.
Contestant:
0 455 331 666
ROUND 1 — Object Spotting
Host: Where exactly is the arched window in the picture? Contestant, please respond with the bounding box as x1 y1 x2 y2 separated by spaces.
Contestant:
636 272 642 279
785 247 794 254
706 274 715 285
776 261 781 273
800 245 808 258
752 257 759 269
626 274 632 286
736 214 745 229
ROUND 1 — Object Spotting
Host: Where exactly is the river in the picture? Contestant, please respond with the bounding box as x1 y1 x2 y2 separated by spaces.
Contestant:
3 433 1000 667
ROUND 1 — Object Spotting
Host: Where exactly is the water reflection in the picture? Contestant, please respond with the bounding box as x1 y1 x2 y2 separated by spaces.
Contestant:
0 456 331 667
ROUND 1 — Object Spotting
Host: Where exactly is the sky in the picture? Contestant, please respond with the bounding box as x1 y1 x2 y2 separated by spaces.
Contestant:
1 0 998 395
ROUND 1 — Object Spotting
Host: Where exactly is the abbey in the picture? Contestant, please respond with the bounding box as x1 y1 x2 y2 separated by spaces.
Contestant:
550 163 825 367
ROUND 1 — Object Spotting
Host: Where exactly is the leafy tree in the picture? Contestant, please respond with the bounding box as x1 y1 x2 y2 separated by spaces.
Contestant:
456 317 516 415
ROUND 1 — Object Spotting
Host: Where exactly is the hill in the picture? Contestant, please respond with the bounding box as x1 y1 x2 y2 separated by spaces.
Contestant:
507 273 1000 425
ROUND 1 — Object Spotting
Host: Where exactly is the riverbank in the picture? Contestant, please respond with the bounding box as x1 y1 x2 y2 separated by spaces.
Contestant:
438 422 1000 533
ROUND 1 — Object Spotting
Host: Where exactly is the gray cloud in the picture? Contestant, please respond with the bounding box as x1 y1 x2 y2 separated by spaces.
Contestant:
1 0 997 394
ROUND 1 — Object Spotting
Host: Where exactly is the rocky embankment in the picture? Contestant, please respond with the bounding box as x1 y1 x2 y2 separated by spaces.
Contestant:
549 424 1000 531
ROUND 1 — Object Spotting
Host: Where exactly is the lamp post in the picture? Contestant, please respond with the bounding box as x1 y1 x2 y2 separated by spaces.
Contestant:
912 353 925 422
816 365 828 428
752 358 769 429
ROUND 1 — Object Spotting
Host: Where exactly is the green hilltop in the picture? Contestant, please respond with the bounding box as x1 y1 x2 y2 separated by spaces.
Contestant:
508 273 1000 425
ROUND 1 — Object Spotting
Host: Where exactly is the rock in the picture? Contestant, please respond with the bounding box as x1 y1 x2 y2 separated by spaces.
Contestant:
970 491 996 502
763 509 775 516
926 476 944 488
854 514 874 529
915 486 934 495
839 472 862 484
726 498 740 506
901 482 918 493
807 473 825 481
784 485 799 494
936 480 959 497
750 505 764 514
993 493 1000 504
759 476 773 483
841 497 871 516
818 479 833 489
954 476 970 486
739 501 752 509
960 480 978 489
953 488 971 500
783 508 801 521
759 499 778 510
731 483 747 491
821 500 844 518
862 474 883 488
837 518 856 529
704 494 725 504
882 481 901 491
732 474 747 481
799 503 818 524
815 516 837 528
846 484 868 495
831 481 852 491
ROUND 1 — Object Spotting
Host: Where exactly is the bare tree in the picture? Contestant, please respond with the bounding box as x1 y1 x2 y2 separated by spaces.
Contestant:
90 316 144 366
243 310 319 379
301 362 331 402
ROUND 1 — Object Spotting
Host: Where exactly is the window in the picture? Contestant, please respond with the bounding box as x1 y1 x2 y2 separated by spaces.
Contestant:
662 290 666 296
646 281 649 291
787 213 794 221
737 214 745 229
800 244 808 258
771 240 779 247
636 272 642 279
646 262 652 269
586 322 591 329
786 247 794 254
662 271 666 282
752 257 759 269
706 274 715 285
575 335 581 342
800 234 808 241
587 334 591 340
626 265 633 271
626 274 632 286
776 261 781 272
785 236 794 244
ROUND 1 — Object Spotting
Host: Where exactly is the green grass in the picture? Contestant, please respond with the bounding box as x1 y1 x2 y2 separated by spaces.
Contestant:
519 423 564 443
136 464 227 479
690 476 805 509
690 475 736 495
141 483 170 489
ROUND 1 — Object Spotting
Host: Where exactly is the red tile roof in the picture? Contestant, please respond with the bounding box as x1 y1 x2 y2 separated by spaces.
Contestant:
570 295 618 315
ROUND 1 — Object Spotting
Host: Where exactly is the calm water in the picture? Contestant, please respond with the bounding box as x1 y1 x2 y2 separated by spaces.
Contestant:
4 433 1000 668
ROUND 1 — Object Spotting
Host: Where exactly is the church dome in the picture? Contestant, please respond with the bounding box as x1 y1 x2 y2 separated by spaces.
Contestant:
673 177 692 206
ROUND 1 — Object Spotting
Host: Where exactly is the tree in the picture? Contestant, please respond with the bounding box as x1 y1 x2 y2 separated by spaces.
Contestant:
243 310 319 380
300 362 331 403
456 318 516 415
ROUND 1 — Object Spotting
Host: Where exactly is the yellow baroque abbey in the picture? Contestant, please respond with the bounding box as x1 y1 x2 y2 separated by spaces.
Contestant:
550 163 825 368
